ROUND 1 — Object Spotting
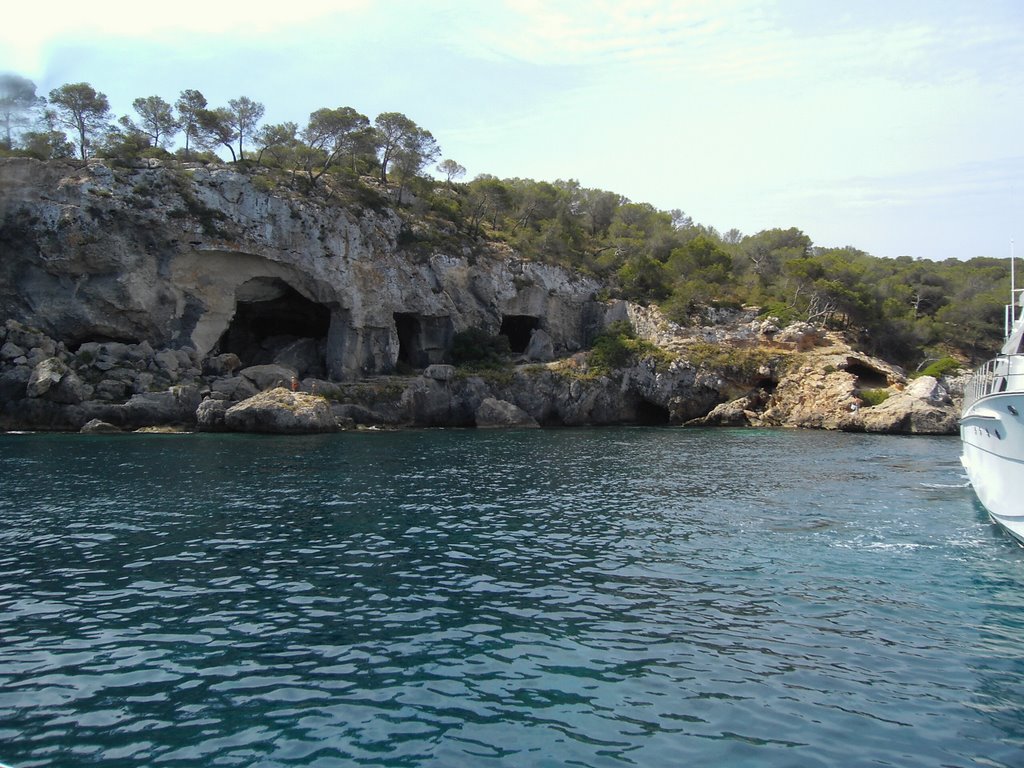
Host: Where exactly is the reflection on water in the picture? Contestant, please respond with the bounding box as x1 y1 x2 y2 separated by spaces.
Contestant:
0 429 1022 767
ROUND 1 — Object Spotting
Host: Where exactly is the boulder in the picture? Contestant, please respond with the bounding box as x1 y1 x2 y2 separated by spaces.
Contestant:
224 387 339 433
154 349 180 374
902 375 953 406
854 376 958 434
475 397 539 428
195 398 228 431
239 364 297 391
525 328 554 362
3 320 53 352
210 375 259 401
203 352 242 377
775 322 822 350
686 395 758 427
26 357 87 404
273 338 322 377
94 378 129 401
119 385 201 427
1 341 25 360
80 419 122 434
424 364 457 382
26 357 70 398
330 402 390 426
0 365 32 403
128 340 154 362
402 376 485 426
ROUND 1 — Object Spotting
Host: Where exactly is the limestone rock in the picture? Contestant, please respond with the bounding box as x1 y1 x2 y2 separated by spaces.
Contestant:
902 375 952 406
686 394 760 427
195 399 229 431
203 352 242 376
26 357 69 398
331 402 389 426
0 365 31 404
424 364 456 382
210 375 259 401
525 328 554 362
94 379 129 401
854 376 958 434
240 364 297 391
475 397 540 428
80 419 122 434
154 349 180 374
273 338 322 378
0 160 603 382
1 341 25 360
775 322 822 350
401 376 481 427
223 387 338 434
119 385 201 427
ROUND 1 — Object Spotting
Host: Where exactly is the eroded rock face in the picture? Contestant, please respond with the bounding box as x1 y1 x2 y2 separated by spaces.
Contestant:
0 160 965 434
0 158 604 381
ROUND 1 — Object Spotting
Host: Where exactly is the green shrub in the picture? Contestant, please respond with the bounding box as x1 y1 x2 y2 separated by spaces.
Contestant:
252 174 277 193
758 301 800 327
588 321 673 375
451 328 511 369
915 356 962 379
859 388 890 407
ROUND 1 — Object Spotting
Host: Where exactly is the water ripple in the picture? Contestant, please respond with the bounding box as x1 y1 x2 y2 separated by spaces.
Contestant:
0 429 1022 767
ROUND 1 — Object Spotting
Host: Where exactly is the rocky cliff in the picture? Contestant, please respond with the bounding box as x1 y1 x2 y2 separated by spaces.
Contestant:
0 157 962 434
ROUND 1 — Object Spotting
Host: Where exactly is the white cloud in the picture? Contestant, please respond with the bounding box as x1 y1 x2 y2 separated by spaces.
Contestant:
1 0 372 74
2 0 1021 260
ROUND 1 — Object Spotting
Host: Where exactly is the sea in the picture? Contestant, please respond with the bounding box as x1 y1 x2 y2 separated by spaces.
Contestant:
0 427 1022 768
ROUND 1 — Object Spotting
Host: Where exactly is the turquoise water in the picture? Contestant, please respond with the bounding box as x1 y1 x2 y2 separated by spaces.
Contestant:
0 428 1022 767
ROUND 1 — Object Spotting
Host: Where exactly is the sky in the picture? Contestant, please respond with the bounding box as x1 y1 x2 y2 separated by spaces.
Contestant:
2 0 1022 262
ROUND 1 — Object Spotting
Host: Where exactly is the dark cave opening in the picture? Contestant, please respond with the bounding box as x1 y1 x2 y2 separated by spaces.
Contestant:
500 315 541 354
394 312 423 368
216 279 330 375
635 399 671 426
394 312 453 370
844 360 889 388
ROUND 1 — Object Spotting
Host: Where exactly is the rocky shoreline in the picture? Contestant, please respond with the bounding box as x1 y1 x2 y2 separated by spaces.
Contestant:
1 314 963 435
0 157 965 435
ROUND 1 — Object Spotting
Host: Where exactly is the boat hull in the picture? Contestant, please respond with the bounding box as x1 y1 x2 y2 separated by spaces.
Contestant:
961 392 1024 544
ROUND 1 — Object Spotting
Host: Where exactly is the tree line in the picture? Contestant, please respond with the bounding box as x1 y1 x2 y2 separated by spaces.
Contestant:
0 74 440 190
0 72 1011 368
432 177 1008 365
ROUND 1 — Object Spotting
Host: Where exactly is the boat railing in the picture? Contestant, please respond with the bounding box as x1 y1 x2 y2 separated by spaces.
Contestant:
964 356 1024 409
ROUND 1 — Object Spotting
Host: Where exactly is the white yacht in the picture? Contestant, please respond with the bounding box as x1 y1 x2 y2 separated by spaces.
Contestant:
960 252 1024 544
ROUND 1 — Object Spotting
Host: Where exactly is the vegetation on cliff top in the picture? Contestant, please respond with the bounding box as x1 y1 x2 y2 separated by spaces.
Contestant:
0 73 1011 369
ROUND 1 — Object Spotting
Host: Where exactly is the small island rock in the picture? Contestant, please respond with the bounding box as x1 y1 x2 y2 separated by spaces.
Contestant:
475 397 540 428
223 387 338 433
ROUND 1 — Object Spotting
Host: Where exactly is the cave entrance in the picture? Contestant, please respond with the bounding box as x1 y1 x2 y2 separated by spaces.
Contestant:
394 313 422 369
394 312 453 370
635 399 671 426
217 278 330 376
500 315 541 354
844 359 889 388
